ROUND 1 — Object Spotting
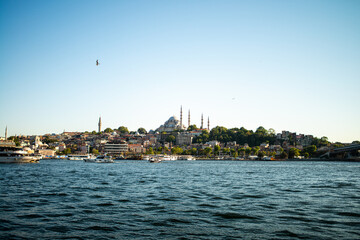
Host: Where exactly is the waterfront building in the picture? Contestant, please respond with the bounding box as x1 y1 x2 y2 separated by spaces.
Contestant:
38 149 56 158
104 142 128 154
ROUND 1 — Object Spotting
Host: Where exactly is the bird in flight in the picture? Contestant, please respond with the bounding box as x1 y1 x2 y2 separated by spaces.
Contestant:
96 59 99 66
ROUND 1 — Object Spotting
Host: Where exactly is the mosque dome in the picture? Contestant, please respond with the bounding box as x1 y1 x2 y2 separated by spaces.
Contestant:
156 116 185 132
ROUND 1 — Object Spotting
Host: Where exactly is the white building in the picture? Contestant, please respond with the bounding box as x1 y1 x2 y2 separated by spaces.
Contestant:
104 143 128 154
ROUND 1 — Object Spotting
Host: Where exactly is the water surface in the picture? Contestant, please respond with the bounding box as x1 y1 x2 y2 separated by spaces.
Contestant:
1 160 360 239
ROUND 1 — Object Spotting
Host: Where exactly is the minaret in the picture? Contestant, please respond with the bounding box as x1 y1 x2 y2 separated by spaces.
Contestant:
98 117 102 133
180 106 183 129
208 117 210 131
5 126 7 140
201 114 203 129
188 110 190 128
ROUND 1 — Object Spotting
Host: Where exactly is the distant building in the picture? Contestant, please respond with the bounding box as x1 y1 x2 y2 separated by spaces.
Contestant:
176 133 193 145
156 116 186 132
104 143 128 154
128 144 145 153
205 140 220 147
38 149 56 157
260 143 269 150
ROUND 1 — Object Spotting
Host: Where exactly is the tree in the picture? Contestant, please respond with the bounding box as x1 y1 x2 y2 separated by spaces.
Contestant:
238 147 245 156
255 126 268 136
303 145 317 157
288 148 300 159
230 149 237 157
191 148 198 155
146 147 154 155
187 125 198 131
214 145 221 155
245 147 252 156
268 128 276 136
118 126 129 134
280 151 288 159
171 147 183 155
204 147 212 157
8 136 20 146
92 149 99 155
104 128 113 133
166 135 176 143
138 128 147 134
64 148 71 155
222 148 230 155
252 146 260 155
258 151 266 159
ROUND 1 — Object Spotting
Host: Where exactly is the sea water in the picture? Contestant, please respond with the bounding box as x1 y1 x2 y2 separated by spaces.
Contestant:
1 160 360 239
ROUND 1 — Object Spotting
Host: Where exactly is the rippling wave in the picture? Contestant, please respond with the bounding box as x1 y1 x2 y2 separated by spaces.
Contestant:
1 160 360 239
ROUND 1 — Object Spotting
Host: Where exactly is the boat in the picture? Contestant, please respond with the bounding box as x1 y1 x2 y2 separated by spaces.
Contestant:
84 155 114 163
178 155 195 161
68 154 94 161
0 145 41 163
149 156 161 163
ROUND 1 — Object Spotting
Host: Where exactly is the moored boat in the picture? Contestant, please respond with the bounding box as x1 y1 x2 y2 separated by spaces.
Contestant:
149 156 161 163
0 145 41 163
84 155 114 163
68 154 94 161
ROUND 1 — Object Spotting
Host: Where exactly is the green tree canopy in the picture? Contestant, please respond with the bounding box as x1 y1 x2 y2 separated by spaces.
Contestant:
138 128 147 134
191 148 198 155
214 145 221 155
166 135 176 143
171 147 183 155
118 126 129 134
146 147 154 155
204 147 212 157
104 128 113 133
288 148 300 159
187 125 198 131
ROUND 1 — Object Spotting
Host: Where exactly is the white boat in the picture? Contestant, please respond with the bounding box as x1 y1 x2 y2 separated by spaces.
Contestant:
0 145 41 163
68 154 94 161
149 156 161 163
178 155 195 161
84 155 114 163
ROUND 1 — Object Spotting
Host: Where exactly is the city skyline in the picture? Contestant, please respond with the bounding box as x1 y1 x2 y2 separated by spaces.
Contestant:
1 0 359 143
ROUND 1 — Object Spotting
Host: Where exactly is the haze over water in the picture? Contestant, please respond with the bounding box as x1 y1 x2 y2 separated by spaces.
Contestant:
1 160 360 239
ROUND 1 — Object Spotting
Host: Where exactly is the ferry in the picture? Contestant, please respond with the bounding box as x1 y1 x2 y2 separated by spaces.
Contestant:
68 154 94 161
84 155 114 163
0 145 41 163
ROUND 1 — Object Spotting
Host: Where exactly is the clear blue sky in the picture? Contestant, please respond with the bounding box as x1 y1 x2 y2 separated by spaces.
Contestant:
1 0 359 143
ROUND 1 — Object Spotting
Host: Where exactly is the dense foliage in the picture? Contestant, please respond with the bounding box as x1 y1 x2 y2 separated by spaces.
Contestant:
193 126 276 147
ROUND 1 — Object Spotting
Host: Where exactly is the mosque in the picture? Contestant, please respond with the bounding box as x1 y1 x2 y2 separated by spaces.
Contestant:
156 106 210 132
